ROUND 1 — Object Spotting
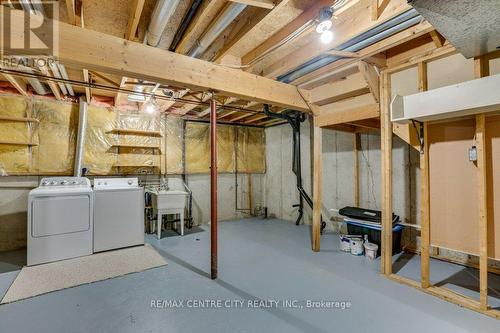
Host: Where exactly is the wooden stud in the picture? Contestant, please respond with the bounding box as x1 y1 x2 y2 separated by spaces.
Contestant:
371 0 390 21
37 65 62 100
354 132 360 207
420 121 430 288
316 104 380 127
65 0 76 25
229 0 275 9
380 71 392 275
417 62 430 288
312 121 322 252
474 55 489 311
3 74 28 97
126 0 145 41
358 61 380 103
83 69 91 103
429 30 446 48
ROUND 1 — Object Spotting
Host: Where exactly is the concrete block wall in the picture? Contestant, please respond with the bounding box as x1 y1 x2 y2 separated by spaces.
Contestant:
264 118 412 234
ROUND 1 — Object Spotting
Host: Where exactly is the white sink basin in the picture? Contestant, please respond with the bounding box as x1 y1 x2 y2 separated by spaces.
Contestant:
149 189 187 211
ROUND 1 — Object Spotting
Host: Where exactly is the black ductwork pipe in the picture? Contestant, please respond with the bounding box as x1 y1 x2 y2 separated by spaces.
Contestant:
264 105 326 234
169 0 203 51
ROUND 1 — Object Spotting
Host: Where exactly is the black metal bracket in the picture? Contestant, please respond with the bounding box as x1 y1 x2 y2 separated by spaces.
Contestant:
411 119 425 154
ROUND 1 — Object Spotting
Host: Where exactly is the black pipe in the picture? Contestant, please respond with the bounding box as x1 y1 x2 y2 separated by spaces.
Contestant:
263 105 326 233
169 0 203 51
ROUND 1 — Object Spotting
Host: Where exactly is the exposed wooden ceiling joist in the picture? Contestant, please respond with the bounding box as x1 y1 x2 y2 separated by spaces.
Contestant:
229 0 276 10
260 0 411 79
241 0 332 66
126 0 146 41
0 9 309 110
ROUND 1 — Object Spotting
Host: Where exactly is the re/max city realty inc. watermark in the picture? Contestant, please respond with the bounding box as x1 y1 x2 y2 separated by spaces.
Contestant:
0 1 59 64
151 299 352 310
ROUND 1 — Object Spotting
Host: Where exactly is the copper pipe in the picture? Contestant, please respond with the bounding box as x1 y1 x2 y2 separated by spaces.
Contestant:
210 97 218 280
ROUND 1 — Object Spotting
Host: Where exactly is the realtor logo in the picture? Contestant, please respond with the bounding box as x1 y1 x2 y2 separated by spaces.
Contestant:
0 1 59 58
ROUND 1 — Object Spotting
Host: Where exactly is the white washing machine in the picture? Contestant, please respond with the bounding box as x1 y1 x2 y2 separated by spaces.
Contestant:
28 177 93 266
93 178 144 253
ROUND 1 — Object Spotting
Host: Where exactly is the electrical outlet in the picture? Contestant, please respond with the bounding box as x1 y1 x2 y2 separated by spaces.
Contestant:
469 146 477 162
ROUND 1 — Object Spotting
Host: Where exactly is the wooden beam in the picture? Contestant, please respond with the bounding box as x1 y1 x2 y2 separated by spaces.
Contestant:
261 0 412 79
65 0 76 25
1 9 311 112
417 62 430 288
175 0 227 55
309 72 369 105
242 0 333 65
214 1 289 62
83 69 91 103
429 30 446 48
371 0 390 21
312 121 322 252
474 55 489 311
3 74 28 96
354 132 360 207
380 71 392 275
229 0 275 9
358 61 380 103
126 0 145 41
292 21 434 87
115 76 127 107
38 65 62 100
326 50 361 58
316 104 380 127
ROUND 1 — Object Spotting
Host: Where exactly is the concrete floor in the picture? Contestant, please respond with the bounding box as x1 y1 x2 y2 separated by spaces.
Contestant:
0 218 499 332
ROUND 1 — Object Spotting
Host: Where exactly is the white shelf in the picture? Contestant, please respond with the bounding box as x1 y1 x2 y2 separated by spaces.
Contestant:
391 73 500 124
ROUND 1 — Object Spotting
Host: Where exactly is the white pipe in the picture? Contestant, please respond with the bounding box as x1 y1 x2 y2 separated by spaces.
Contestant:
57 64 74 96
74 97 88 177
49 62 68 95
146 0 181 47
188 2 247 58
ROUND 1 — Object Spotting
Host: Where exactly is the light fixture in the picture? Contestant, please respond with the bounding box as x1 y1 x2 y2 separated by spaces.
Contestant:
320 30 334 44
316 7 333 34
145 96 158 114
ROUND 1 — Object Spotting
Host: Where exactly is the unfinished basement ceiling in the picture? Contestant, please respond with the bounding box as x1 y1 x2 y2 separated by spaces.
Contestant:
408 0 500 58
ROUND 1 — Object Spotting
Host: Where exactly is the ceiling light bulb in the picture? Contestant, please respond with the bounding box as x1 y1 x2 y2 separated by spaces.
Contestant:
320 30 334 44
145 103 156 114
316 20 332 34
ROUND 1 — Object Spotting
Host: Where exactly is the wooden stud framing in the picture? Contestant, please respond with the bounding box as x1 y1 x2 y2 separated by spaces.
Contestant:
3 74 28 97
312 120 322 252
126 0 145 41
418 61 431 289
380 71 392 275
316 104 380 127
371 0 391 21
474 56 490 311
229 0 275 9
65 0 77 25
354 132 360 207
429 30 446 48
358 61 380 103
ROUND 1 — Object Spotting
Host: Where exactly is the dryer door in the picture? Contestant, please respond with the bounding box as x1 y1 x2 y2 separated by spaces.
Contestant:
31 195 91 237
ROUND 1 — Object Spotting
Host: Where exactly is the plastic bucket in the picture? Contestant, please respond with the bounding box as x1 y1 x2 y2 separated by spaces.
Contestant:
350 238 364 256
364 242 378 260
339 234 351 252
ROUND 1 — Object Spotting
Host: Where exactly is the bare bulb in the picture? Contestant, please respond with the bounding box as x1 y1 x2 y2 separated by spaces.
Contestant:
320 30 333 44
145 103 156 114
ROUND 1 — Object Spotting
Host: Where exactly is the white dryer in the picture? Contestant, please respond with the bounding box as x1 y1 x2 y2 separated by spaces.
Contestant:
93 178 144 253
28 177 93 266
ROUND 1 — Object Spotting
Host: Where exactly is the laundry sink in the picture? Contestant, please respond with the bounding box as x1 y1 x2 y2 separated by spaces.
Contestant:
148 189 188 211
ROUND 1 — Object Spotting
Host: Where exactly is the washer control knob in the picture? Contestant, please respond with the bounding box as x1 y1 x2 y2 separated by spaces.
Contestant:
128 180 133 185
42 181 48 186
72 181 78 185
61 180 68 185
50 181 57 185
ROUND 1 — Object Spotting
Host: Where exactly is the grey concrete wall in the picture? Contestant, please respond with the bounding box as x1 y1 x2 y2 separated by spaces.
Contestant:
264 118 411 234
0 173 264 252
